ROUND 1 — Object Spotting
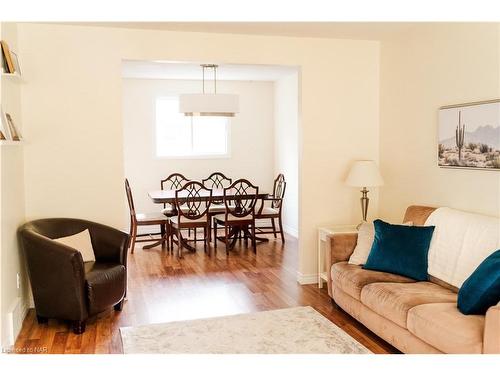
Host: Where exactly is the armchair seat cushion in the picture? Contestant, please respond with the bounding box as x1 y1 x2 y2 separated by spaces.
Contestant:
136 212 169 224
407 303 484 354
85 262 126 315
170 215 209 226
331 261 415 300
214 213 253 223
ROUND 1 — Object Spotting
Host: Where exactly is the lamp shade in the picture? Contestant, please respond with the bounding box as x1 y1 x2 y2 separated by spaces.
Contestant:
179 93 239 117
345 160 384 187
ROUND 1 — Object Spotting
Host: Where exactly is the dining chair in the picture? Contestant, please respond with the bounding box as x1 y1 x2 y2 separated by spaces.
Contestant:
255 174 286 242
160 173 190 214
202 172 232 241
170 181 212 258
125 179 169 253
160 173 190 243
213 179 259 254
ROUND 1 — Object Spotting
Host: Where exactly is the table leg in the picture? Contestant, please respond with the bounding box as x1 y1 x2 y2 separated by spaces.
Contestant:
242 226 269 243
216 226 239 250
142 234 168 250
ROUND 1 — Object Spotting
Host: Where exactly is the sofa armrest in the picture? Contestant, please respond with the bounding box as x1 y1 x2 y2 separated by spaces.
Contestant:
484 302 500 354
325 232 358 298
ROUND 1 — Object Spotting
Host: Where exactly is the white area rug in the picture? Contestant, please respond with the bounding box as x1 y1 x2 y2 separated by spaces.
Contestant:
120 306 370 354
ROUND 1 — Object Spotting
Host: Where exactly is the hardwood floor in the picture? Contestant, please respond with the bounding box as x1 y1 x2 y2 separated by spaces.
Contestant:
14 233 398 354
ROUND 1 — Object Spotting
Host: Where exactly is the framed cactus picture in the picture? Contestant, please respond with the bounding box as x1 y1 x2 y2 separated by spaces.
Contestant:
438 99 500 170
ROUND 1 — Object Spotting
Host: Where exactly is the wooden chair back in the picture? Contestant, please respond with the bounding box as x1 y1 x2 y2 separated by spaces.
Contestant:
161 173 190 190
125 178 137 225
272 174 286 209
224 179 259 219
161 173 190 209
175 181 212 221
202 172 232 204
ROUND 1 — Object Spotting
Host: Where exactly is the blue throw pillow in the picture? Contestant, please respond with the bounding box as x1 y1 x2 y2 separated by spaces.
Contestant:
363 219 435 281
457 250 500 315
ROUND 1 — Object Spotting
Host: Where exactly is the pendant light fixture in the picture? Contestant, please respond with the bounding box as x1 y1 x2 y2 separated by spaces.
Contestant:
179 64 239 117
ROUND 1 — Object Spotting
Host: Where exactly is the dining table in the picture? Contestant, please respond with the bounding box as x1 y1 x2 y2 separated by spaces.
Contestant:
148 188 271 251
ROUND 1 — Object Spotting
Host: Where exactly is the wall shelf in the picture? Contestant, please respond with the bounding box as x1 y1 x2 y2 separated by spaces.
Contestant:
1 72 23 82
0 140 24 146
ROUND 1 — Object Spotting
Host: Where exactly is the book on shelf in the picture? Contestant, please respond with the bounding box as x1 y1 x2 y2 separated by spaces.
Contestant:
5 113 21 141
1 109 21 141
1 40 15 74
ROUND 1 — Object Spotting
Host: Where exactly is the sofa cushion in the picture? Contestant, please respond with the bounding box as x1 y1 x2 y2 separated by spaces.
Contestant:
85 262 126 315
331 262 415 300
360 282 457 328
363 219 435 281
407 303 484 354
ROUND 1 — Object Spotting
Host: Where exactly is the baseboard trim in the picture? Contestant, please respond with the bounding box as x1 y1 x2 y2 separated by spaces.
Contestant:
296 272 318 285
6 297 28 347
283 225 298 238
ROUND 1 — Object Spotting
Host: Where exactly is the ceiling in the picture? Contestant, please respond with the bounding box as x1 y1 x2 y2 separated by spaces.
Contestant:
122 61 298 81
59 22 423 40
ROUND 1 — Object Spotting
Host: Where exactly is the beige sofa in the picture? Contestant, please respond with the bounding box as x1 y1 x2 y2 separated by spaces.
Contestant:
326 205 500 354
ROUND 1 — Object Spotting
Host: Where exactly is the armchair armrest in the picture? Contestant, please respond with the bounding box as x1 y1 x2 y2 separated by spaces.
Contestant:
85 221 130 265
18 229 88 321
257 196 282 215
325 232 358 298
484 302 500 354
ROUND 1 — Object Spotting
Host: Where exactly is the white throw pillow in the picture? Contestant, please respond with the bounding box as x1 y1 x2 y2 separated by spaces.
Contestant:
54 229 96 262
348 221 413 266
348 222 374 265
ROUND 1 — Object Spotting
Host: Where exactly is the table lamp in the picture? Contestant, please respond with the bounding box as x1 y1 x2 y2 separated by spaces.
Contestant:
345 160 384 227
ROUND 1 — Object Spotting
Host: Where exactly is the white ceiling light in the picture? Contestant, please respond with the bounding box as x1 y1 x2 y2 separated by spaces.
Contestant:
179 64 239 117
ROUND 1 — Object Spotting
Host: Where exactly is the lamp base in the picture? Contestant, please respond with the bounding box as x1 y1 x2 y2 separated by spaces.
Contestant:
359 187 370 226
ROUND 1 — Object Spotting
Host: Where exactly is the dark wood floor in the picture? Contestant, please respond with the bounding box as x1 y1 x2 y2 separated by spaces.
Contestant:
14 232 397 354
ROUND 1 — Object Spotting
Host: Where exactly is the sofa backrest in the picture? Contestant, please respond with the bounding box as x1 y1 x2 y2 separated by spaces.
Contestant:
403 205 437 225
425 207 499 289
403 205 500 292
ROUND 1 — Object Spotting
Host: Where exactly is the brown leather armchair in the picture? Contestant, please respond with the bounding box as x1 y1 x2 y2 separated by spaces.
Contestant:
18 218 130 334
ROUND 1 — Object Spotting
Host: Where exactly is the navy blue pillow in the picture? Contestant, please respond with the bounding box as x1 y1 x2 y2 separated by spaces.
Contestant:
458 250 500 315
363 219 435 281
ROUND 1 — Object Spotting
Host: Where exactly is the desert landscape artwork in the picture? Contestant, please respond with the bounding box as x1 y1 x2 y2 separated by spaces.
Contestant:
438 100 500 170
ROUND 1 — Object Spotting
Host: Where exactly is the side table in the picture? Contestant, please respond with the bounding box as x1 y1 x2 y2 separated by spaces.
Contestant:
317 225 358 288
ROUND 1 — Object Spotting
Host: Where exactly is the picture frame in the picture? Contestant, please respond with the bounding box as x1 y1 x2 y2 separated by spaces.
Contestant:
438 99 500 170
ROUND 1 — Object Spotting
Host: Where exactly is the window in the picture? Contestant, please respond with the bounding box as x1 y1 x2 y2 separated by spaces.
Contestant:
155 97 229 158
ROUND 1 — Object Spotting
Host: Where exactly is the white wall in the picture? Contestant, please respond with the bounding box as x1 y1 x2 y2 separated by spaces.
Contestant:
17 23 380 285
0 22 28 347
379 23 500 222
122 78 275 218
274 72 299 236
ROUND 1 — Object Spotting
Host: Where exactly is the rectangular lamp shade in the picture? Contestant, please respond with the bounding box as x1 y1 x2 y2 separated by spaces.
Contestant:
179 93 239 117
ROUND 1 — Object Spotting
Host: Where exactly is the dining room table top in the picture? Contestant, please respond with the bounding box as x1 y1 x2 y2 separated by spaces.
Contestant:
148 188 270 204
